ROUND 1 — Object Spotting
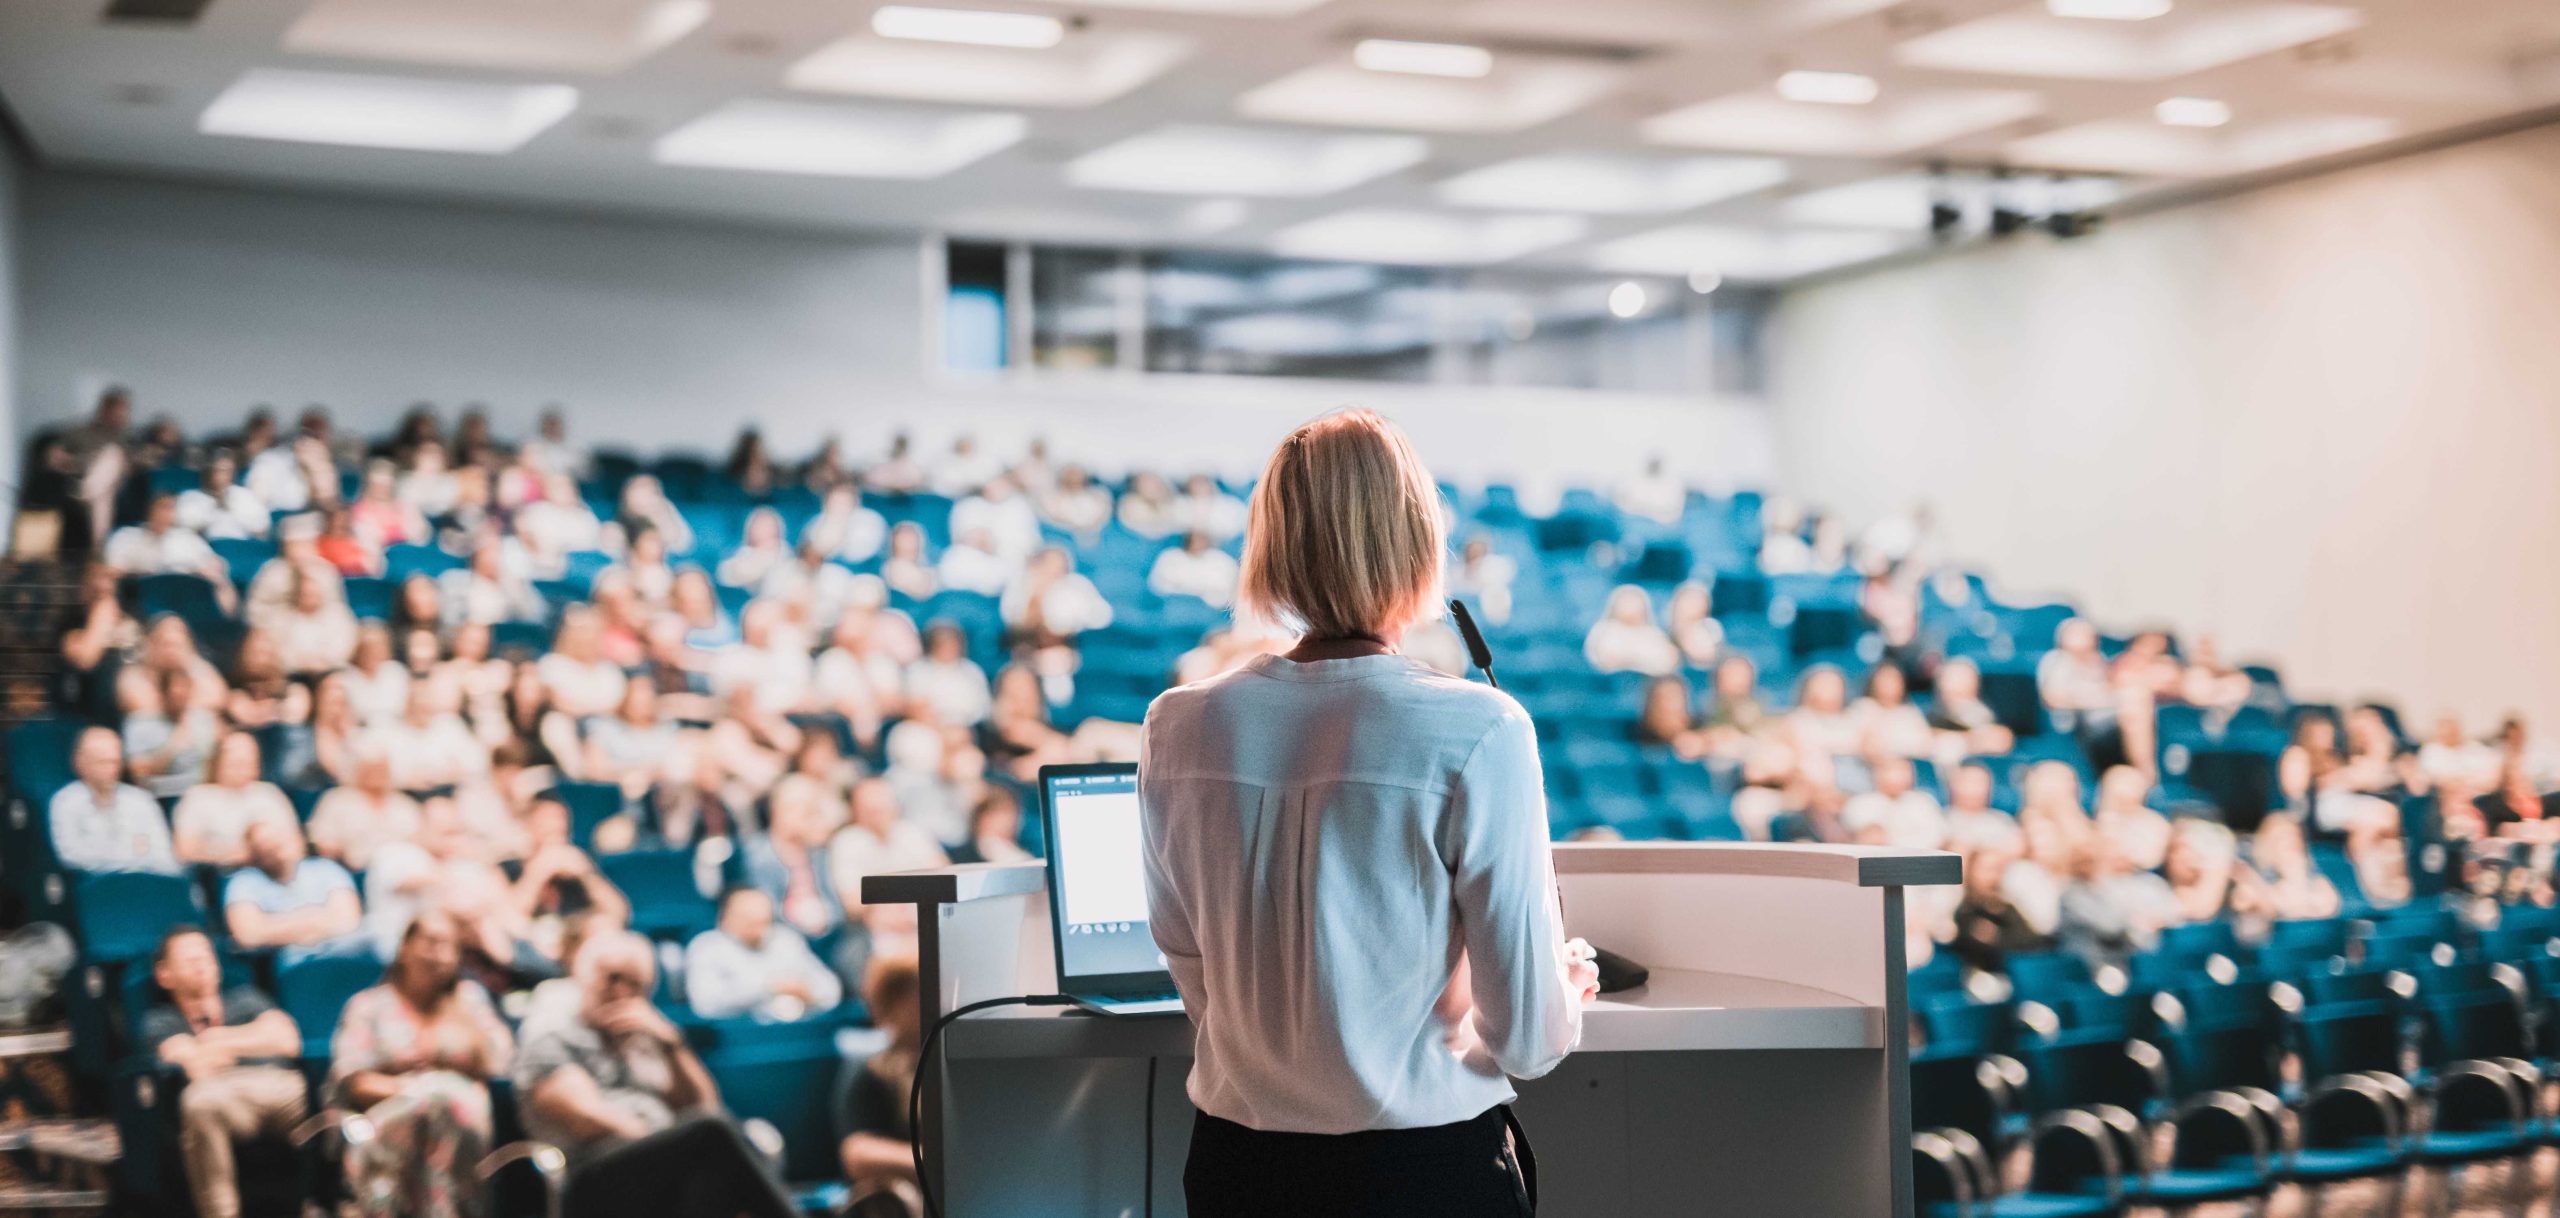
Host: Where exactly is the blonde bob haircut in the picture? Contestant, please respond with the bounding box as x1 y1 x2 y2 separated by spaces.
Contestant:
1238 409 1446 641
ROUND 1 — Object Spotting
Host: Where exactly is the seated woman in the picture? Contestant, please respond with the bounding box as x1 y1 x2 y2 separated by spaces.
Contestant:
1148 530 1241 609
536 607 629 721
584 679 683 803
2230 813 2339 936
1850 664 1932 761
224 628 307 730
307 749 424 872
329 910 515 1218
2054 836 2180 971
715 507 790 591
1784 666 1861 785
838 953 925 1214
1663 581 1723 671
1924 658 2015 763
1582 585 1678 676
2163 819 2240 927
1946 846 2052 975
1698 654 1769 757
879 522 938 602
172 731 299 868
981 663 1073 781
946 789 1032 866
2089 765 2173 872
1631 674 1707 759
518 930 799 1218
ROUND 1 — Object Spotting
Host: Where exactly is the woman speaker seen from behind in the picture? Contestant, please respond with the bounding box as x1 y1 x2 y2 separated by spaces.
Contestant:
1139 408 1600 1218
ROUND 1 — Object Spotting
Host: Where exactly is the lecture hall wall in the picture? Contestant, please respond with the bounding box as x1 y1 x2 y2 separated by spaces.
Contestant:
1770 120 2560 737
8 169 1773 495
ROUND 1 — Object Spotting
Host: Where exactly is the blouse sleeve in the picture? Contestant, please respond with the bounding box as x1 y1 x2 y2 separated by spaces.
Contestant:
326 987 388 1101
1438 707 1581 1081
461 983 517 1074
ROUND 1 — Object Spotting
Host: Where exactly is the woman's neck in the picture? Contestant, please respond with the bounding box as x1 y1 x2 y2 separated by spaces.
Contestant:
1285 631 1397 663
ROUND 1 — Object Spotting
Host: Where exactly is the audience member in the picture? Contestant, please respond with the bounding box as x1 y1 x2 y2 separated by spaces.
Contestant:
946 789 1031 865
147 926 308 1218
328 911 515 1218
1842 756 1945 850
1583 586 1678 676
50 726 180 874
519 930 801 1218
686 888 844 1021
838 953 924 1213
306 750 423 872
171 732 298 868
222 820 364 962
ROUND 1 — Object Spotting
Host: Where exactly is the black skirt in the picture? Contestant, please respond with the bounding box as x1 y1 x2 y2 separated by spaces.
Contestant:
1184 1106 1533 1218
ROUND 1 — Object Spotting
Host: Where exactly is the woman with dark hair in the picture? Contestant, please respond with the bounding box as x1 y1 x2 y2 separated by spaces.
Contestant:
329 910 515 1218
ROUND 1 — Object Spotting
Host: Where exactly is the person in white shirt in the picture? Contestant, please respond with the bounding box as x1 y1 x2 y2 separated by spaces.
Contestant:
1613 454 1686 527
1139 410 1593 1210
271 569 360 676
716 508 791 591
176 449 269 542
439 541 543 628
105 492 229 589
1174 474 1248 543
1115 472 1180 539
49 727 180 874
759 540 858 627
513 473 602 577
1583 584 1679 676
306 750 423 872
367 679 490 789
929 434 1005 498
1147 531 1240 609
682 888 842 1021
712 601 814 713
1445 535 1516 627
825 778 949 923
805 484 888 565
1842 755 1947 851
1000 547 1113 645
1037 464 1113 538
879 522 938 602
534 607 628 720
934 528 1010 597
341 624 411 728
949 475 1043 568
2419 712 2502 789
901 624 991 728
170 731 299 869
1941 762 2023 853
245 434 325 516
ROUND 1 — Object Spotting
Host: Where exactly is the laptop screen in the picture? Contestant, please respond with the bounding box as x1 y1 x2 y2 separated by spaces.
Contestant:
1041 765 1167 986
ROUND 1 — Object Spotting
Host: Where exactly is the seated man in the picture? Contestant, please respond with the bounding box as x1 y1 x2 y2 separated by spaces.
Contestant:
682 888 841 1021
223 820 363 964
516 930 799 1218
838 953 923 1215
49 726 179 874
144 925 307 1218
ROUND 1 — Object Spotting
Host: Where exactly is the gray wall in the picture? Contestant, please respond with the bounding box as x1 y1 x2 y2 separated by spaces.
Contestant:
13 171 1774 488
1771 120 2560 734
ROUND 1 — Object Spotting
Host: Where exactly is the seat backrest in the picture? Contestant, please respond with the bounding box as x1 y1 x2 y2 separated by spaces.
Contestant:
1909 1051 2000 1147
2419 992 2530 1067
75 873 205 963
276 952 385 1054
2295 1000 2403 1082
2165 1021 2280 1097
2006 951 2094 1005
2017 1030 2151 1115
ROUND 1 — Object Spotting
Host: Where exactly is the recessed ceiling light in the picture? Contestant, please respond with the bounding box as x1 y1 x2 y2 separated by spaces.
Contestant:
1066 124 1430 197
2155 96 2232 127
2048 0 2173 19
1179 198 1250 233
870 5 1064 49
1352 38 1493 79
1607 281 1648 318
198 68 578 153
653 98 1026 178
1776 70 1879 106
1687 269 1722 295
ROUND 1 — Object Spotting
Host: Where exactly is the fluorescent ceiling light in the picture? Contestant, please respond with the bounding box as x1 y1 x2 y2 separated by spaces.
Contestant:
2155 96 2232 127
1437 153 1787 214
2006 112 2393 176
787 29 1189 108
1270 209 1587 265
1591 223 1910 281
282 0 709 74
1643 87 2041 157
198 69 577 153
2049 0 2172 19
1895 3 2362 82
1067 124 1429 196
654 99 1026 178
1179 198 1251 233
1236 60 1620 134
1354 39 1493 78
1776 69 1879 105
870 5 1064 48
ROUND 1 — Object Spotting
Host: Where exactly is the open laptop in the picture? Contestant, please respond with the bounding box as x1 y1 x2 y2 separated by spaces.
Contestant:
1037 762 1185 1016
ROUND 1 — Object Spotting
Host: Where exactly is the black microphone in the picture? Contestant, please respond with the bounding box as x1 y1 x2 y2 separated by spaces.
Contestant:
1447 598 1498 689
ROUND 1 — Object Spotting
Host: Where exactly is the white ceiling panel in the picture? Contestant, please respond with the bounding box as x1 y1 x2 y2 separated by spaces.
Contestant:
653 99 1027 179
282 0 709 74
199 68 578 154
1066 123 1429 196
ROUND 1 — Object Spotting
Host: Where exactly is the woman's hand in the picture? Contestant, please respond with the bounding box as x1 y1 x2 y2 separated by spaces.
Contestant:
1563 938 1602 1006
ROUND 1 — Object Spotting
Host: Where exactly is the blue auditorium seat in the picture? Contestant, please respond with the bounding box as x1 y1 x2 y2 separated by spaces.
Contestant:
75 872 206 964
276 950 384 1057
601 849 717 941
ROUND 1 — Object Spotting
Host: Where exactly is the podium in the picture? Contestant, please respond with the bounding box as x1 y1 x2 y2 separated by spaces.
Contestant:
865 840 1960 1217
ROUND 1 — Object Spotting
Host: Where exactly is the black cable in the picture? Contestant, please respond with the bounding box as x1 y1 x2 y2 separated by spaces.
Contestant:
908 994 1074 1218
1142 1054 1157 1218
